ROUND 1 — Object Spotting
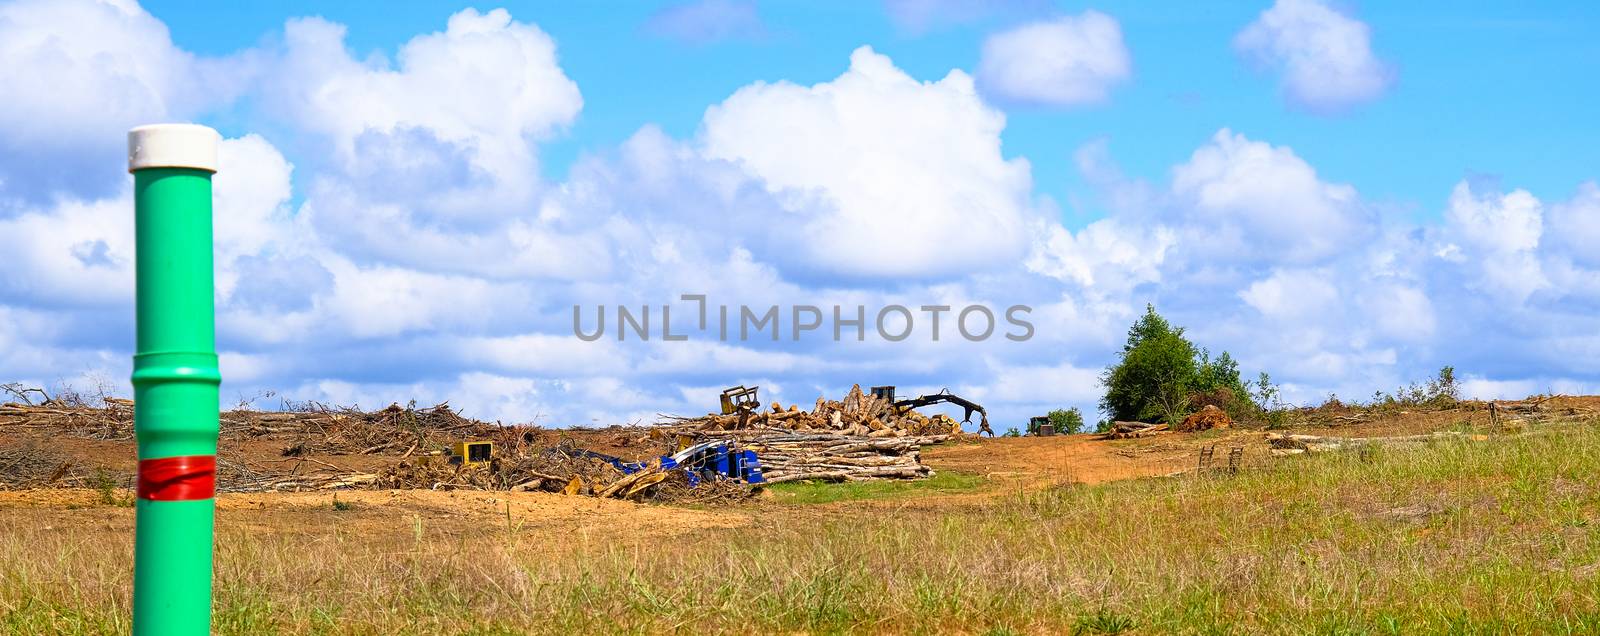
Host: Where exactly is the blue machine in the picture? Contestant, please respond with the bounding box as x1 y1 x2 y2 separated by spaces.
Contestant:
572 439 765 486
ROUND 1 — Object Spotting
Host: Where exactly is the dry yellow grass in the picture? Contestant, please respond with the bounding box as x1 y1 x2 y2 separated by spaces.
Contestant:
4 424 1600 634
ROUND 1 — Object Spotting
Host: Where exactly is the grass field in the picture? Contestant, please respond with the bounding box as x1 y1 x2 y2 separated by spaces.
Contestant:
4 425 1600 634
768 470 987 505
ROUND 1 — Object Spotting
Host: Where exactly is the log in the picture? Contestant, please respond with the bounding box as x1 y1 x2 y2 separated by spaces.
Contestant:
763 465 929 484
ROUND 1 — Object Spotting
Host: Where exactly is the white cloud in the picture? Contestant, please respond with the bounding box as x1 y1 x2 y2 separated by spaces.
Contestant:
1239 268 1340 320
1362 284 1436 342
1439 180 1547 303
0 195 132 308
0 0 253 198
270 8 611 281
273 8 581 213
969 360 1103 404
1458 376 1592 401
700 46 1035 279
977 11 1132 107
1170 129 1370 263
1545 181 1600 267
213 135 297 294
1027 218 1173 298
1234 0 1393 113
644 0 767 44
317 260 532 339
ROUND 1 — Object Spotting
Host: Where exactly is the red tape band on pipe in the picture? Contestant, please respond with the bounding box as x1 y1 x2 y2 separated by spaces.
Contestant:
137 455 216 501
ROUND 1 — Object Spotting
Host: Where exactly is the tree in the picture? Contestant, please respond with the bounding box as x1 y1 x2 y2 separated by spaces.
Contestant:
1100 305 1200 424
1047 407 1085 434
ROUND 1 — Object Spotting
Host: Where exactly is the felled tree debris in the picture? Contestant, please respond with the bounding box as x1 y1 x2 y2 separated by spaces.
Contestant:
266 402 540 457
368 439 757 503
0 399 136 440
0 443 123 490
2 397 751 502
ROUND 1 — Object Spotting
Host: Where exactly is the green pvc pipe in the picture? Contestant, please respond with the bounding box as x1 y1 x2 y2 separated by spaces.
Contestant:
128 124 222 636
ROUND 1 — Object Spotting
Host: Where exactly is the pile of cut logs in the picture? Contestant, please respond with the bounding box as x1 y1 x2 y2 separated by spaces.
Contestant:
671 384 961 437
1102 421 1168 439
734 433 948 484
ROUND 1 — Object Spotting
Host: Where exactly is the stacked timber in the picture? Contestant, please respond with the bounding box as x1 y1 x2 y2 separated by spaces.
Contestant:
672 384 962 437
1103 421 1168 439
732 433 948 484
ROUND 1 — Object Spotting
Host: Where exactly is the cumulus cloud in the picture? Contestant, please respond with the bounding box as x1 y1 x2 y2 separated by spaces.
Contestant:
271 8 581 213
1437 180 1547 303
269 8 609 282
0 195 132 308
644 0 768 44
976 11 1132 107
1234 0 1393 113
701 46 1036 279
0 0 254 200
1544 181 1600 267
1169 129 1371 262
1027 218 1174 299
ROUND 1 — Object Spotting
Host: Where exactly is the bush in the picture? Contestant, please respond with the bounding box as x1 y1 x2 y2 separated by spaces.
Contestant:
1047 408 1085 435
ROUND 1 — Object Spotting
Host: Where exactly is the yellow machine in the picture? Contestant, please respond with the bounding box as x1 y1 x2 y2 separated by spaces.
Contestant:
449 440 494 467
719 385 760 415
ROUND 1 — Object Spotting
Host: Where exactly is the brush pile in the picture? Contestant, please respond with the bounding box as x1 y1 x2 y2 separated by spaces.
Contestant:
1176 405 1233 432
216 458 377 492
670 384 963 437
270 402 533 457
377 441 620 492
0 398 136 440
0 443 118 490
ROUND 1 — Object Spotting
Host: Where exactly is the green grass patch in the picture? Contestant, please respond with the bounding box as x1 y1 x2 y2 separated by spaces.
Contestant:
767 470 986 504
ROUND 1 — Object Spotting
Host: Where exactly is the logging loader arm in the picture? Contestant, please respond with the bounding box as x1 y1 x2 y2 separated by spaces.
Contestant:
892 389 993 436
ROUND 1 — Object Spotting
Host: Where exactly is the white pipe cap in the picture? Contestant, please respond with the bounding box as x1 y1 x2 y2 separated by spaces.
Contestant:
127 123 220 173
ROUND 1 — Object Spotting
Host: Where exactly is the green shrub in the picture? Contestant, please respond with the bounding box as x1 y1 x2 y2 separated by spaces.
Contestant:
1047 407 1085 434
90 468 130 507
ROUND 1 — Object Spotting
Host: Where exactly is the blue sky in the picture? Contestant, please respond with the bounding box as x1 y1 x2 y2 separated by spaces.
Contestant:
2 0 1598 428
